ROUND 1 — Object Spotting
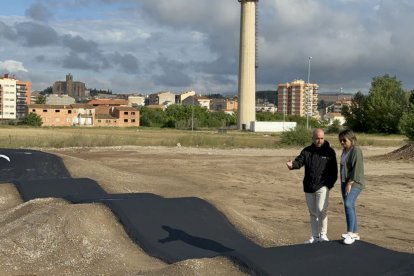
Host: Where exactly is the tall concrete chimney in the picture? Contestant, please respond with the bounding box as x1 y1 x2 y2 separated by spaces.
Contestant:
237 0 258 130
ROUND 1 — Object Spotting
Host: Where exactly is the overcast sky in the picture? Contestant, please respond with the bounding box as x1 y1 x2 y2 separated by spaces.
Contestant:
1 0 414 95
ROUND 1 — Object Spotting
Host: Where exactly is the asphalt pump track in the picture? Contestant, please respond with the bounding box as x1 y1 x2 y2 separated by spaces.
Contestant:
1 149 413 275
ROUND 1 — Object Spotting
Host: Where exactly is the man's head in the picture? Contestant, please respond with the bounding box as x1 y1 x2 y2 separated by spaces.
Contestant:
312 128 325 147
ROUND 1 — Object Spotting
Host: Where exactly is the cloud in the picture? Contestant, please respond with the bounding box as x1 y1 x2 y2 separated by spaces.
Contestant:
25 3 54 22
0 60 28 72
0 21 17 40
151 57 193 87
60 35 112 71
61 51 102 71
61 34 100 54
139 0 238 28
35 55 46 62
14 22 59 47
109 52 140 74
196 56 237 76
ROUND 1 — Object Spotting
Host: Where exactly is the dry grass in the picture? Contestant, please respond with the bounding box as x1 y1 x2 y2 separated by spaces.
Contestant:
0 126 407 149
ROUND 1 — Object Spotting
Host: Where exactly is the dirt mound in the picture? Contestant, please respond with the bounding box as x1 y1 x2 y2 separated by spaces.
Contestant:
0 192 246 275
377 143 414 161
0 198 166 275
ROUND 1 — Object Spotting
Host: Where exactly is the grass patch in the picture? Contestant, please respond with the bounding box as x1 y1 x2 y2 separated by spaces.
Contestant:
0 126 407 149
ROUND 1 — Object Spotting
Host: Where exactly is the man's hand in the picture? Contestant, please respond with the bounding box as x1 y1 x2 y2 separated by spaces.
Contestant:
286 160 293 170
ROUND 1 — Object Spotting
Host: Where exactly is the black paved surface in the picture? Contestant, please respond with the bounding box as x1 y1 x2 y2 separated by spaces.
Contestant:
1 148 414 275
15 178 107 202
0 148 71 182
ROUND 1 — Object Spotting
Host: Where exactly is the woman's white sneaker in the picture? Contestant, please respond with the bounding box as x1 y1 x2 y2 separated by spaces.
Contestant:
343 235 356 245
341 233 360 240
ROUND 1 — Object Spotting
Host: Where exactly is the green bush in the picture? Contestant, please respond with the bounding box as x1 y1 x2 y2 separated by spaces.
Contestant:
22 113 43 127
326 119 343 134
400 111 414 140
256 112 284 121
280 125 312 146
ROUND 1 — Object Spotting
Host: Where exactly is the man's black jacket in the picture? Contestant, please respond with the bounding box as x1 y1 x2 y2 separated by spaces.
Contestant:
291 141 338 193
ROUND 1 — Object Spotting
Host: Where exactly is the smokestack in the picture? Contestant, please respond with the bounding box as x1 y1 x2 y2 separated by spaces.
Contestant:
237 0 258 130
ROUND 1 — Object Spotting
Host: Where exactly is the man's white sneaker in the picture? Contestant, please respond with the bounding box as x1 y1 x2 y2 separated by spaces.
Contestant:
304 236 319 244
343 234 356 245
341 233 360 240
319 234 329 242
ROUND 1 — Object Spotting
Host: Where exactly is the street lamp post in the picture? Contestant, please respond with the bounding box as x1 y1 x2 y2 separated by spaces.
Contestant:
191 96 194 132
306 56 312 129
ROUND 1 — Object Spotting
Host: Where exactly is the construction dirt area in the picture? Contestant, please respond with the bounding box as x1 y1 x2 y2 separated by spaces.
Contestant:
0 145 413 275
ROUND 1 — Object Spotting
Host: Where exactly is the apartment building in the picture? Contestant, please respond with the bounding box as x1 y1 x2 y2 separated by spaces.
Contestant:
277 79 319 118
0 74 17 120
16 81 32 119
30 91 41 104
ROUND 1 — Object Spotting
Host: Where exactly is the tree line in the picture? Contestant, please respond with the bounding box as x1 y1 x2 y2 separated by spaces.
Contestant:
341 74 414 140
19 74 414 141
139 105 237 129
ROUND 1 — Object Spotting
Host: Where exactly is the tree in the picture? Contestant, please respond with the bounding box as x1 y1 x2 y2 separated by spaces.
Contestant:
342 91 369 132
139 106 166 127
40 86 52 95
365 75 407 133
326 119 343 134
165 104 208 129
400 112 414 141
205 93 226 99
207 111 236 128
35 95 46 104
400 91 414 140
23 113 42 127
256 112 284 121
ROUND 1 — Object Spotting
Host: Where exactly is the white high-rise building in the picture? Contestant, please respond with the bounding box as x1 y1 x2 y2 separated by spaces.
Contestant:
0 74 17 120
277 79 319 118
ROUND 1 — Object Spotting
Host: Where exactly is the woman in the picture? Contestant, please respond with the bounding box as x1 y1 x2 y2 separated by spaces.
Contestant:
338 129 365 245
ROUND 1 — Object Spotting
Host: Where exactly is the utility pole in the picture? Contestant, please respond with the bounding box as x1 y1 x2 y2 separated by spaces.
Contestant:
191 96 194 132
306 56 312 129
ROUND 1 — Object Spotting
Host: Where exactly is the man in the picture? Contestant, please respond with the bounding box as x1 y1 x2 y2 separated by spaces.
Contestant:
286 128 338 243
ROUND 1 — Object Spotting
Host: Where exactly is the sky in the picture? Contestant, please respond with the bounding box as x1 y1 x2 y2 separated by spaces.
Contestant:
1 0 414 95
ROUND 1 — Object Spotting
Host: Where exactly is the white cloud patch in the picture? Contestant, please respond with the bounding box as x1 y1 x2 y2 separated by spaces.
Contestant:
0 60 28 72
